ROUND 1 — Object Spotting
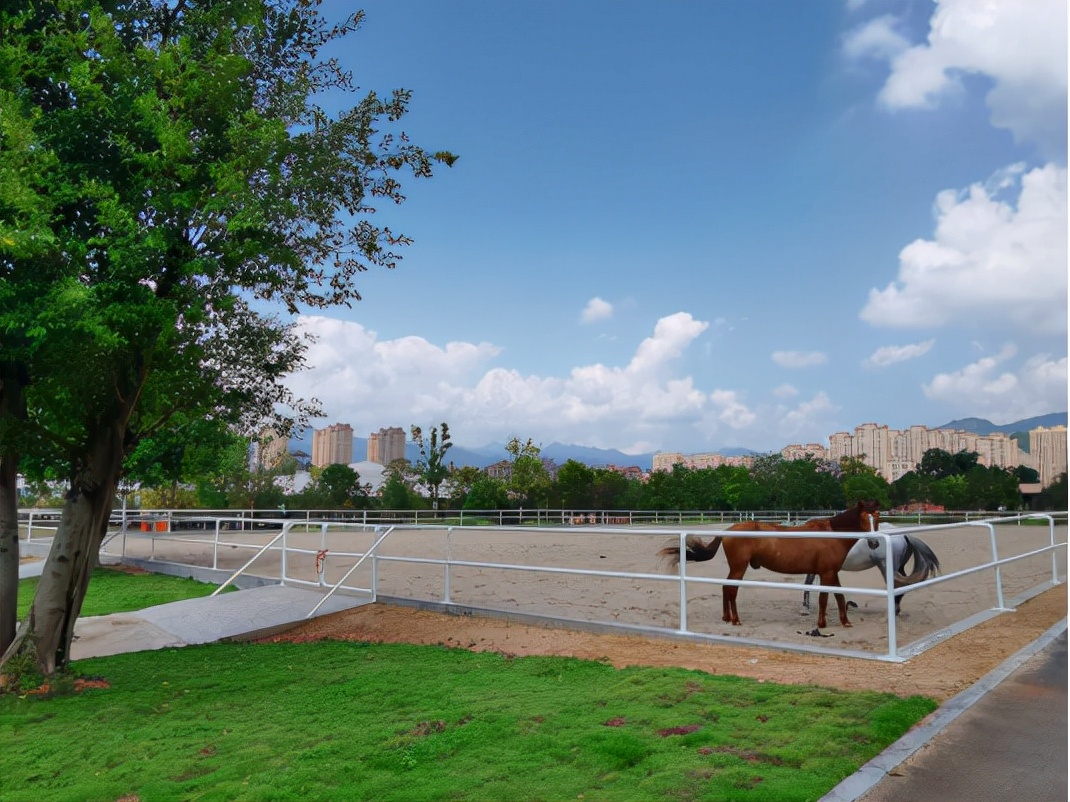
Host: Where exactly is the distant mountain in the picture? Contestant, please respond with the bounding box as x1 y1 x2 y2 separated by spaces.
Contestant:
935 413 1067 436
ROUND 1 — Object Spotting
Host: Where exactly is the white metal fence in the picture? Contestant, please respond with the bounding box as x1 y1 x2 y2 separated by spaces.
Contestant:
67 510 1066 663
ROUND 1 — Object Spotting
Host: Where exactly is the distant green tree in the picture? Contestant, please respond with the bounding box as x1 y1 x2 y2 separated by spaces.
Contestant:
837 458 890 508
591 469 631 509
505 437 551 508
448 465 484 507
1013 465 1041 483
380 473 415 510
1037 473 1067 511
317 464 367 509
556 460 595 509
918 449 980 479
463 477 510 510
410 423 452 509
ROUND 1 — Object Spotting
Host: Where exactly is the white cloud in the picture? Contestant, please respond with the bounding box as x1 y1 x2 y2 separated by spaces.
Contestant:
860 163 1067 334
580 297 613 323
863 339 936 368
776 392 839 440
709 390 757 429
922 347 1068 421
288 312 729 451
771 350 828 368
283 312 847 454
842 14 911 61
876 0 1067 153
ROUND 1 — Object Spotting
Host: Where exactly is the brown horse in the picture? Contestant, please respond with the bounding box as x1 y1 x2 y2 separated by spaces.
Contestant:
659 501 888 629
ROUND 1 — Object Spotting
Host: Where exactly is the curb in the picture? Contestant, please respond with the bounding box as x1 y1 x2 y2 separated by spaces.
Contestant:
820 617 1068 802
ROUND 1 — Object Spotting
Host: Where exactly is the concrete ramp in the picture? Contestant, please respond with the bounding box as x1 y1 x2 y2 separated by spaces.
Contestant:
71 585 370 660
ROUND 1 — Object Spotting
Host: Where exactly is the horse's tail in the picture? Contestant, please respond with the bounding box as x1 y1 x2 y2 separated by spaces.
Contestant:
658 535 723 568
902 535 941 577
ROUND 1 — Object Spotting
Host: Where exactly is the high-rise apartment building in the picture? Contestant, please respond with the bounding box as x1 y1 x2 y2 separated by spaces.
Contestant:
652 451 755 472
367 426 406 466
1029 426 1068 487
659 422 1065 487
797 423 1037 482
250 427 288 472
311 423 353 467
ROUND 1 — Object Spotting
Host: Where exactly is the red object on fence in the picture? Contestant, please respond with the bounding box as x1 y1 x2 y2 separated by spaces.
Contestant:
154 520 168 532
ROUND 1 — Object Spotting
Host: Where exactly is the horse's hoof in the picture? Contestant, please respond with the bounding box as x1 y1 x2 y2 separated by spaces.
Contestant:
842 622 853 628
846 601 858 610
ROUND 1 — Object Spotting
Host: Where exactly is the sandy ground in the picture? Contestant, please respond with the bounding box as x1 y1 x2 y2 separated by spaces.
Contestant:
244 522 1068 701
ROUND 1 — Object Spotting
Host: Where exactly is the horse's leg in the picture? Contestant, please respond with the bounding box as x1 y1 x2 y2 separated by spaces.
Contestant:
723 563 746 625
818 572 851 627
802 573 816 611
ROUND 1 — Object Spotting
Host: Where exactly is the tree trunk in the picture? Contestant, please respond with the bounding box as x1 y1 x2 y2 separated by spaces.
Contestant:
0 362 27 657
0 453 19 658
1 422 124 676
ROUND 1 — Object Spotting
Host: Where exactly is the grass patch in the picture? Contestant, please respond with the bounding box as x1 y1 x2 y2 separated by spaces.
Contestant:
17 566 229 621
0 641 937 801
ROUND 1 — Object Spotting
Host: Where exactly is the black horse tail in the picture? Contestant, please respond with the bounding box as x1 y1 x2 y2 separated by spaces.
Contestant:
900 535 941 577
658 535 723 568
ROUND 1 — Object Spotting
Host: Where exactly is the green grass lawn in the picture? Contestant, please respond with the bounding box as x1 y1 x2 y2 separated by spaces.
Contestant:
4 567 937 801
17 566 229 621
1 641 935 802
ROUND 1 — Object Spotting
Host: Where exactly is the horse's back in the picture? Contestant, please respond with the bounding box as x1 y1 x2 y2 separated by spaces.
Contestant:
730 535 854 574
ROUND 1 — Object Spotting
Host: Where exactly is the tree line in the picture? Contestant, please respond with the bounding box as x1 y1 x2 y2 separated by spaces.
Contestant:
22 428 1060 517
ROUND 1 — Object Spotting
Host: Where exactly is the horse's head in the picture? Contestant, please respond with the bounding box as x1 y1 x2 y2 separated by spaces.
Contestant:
856 499 881 532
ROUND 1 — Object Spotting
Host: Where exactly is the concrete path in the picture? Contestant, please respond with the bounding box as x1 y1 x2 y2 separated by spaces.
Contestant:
824 622 1068 802
70 585 369 660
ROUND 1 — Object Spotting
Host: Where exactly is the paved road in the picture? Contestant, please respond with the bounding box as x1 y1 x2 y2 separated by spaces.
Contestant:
825 625 1068 802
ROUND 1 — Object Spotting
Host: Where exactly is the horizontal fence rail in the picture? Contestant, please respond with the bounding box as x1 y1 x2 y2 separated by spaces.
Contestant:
28 509 1056 663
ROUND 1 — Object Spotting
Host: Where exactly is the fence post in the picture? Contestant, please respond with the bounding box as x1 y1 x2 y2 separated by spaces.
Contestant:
1049 516 1060 585
213 519 221 570
883 531 898 659
444 527 452 604
986 522 1007 610
677 531 688 633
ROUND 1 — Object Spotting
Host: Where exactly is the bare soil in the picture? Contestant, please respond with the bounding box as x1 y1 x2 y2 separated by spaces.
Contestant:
265 583 1066 702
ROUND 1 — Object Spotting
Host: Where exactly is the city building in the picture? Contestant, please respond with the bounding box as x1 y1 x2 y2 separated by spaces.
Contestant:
1029 426 1068 487
311 423 353 467
652 452 755 472
789 423 1046 483
655 421 1066 488
367 426 406 466
249 427 288 473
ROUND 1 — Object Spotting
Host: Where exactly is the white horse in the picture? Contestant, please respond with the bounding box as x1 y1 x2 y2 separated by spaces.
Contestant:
802 524 941 615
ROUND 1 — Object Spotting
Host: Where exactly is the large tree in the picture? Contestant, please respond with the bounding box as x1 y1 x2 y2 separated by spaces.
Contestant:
0 0 454 674
410 423 452 510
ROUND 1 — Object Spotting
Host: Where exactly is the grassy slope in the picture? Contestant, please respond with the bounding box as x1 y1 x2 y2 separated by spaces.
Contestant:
2 645 934 801
16 566 229 620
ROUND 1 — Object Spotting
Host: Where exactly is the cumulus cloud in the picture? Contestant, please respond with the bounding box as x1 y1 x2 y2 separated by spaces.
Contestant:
287 313 733 452
863 339 936 368
842 14 910 61
580 297 613 323
860 163 1067 334
773 384 799 399
874 0 1067 154
771 350 829 369
922 347 1068 421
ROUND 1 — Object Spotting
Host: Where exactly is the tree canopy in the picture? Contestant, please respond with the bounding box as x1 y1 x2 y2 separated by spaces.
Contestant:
0 0 454 672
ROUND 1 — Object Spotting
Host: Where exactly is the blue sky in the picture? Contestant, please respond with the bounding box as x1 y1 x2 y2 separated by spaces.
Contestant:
281 0 1067 455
